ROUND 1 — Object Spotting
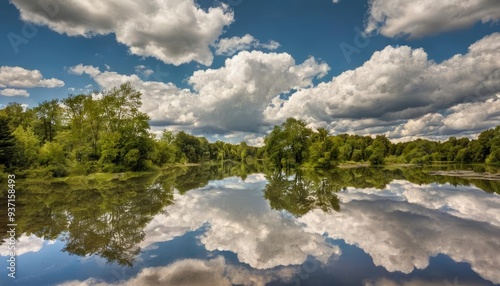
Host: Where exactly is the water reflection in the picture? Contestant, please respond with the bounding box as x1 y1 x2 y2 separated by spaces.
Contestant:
264 170 341 216
1 164 499 285
298 182 500 283
139 173 341 270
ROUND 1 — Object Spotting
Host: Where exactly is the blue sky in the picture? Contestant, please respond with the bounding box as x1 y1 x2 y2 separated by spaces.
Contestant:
1 0 499 145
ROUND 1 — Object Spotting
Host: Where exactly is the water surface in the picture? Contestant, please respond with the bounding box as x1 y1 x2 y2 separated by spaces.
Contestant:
1 165 499 285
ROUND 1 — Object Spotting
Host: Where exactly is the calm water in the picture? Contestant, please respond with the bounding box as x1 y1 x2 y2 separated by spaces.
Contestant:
1 165 500 286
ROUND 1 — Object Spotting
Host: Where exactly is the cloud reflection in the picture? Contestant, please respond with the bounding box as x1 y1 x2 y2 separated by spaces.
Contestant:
57 256 297 286
140 174 340 269
299 181 500 284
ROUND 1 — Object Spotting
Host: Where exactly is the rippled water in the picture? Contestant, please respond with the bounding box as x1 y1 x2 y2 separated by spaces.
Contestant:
1 165 499 285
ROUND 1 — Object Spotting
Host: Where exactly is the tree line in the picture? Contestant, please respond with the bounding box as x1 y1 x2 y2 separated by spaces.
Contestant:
0 83 260 177
263 118 500 169
1 84 499 177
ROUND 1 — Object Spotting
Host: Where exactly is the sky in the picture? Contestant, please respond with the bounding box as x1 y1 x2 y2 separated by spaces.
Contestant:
0 0 499 145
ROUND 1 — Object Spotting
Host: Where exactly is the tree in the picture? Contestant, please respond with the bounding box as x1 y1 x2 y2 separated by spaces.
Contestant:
0 102 35 131
12 126 40 168
174 131 204 163
97 83 153 170
0 116 15 166
39 142 65 165
308 128 338 168
282 118 312 165
34 99 62 143
264 118 312 169
264 125 286 168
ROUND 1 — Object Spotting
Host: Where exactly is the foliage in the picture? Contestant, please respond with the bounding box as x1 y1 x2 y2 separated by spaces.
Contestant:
0 116 15 167
2 85 500 176
263 119 500 169
264 118 312 169
0 83 265 177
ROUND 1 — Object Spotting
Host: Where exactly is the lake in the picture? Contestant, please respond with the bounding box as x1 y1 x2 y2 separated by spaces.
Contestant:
1 164 500 286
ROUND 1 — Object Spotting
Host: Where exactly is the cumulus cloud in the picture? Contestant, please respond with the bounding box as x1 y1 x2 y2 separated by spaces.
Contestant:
68 33 499 140
188 51 329 132
1 88 29 97
0 66 64 97
265 33 500 139
68 63 197 125
214 34 280 56
299 181 500 284
390 97 500 140
11 0 234 66
365 0 500 38
70 50 329 133
68 64 101 77
0 66 64 90
134 65 154 78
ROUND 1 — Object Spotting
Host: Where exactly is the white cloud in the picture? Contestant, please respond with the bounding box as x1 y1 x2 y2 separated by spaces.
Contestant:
68 64 101 77
68 33 500 140
214 34 280 56
70 51 329 133
1 88 29 97
365 0 500 38
389 97 500 140
67 63 196 125
134 65 154 78
443 97 500 131
188 51 329 132
265 33 500 139
11 0 234 66
261 40 280 50
0 66 64 89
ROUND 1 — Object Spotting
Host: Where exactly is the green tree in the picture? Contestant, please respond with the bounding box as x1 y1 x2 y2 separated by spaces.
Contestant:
0 116 15 167
34 99 62 143
264 118 312 169
12 126 40 168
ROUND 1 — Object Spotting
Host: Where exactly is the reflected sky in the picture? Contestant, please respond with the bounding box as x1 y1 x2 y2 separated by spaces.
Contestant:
1 167 499 286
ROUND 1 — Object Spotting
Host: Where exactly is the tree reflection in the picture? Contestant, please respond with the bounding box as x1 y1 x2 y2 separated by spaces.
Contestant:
264 170 341 217
11 165 250 266
3 163 499 265
264 166 500 218
62 182 172 266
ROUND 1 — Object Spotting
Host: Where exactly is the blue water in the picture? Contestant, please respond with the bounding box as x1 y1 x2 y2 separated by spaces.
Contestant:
1 169 499 286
